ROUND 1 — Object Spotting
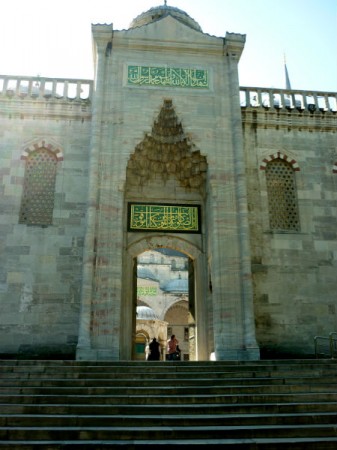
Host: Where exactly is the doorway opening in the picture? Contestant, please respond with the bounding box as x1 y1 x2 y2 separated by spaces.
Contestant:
134 247 195 361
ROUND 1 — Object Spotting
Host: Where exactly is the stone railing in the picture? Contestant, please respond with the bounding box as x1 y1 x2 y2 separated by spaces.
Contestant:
1 75 335 113
240 87 337 113
0 75 93 102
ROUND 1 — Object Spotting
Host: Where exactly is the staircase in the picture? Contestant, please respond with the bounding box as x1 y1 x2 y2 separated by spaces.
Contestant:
0 359 336 449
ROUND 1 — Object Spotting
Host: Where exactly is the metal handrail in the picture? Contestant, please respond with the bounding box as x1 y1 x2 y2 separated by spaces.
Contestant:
329 332 337 359
314 332 337 358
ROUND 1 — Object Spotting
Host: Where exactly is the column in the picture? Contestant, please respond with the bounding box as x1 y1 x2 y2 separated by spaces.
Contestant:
76 38 107 360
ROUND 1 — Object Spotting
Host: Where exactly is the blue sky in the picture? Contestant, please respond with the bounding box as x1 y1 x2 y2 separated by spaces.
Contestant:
0 0 336 92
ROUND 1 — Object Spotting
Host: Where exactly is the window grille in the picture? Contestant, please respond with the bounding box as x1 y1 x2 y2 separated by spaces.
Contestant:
265 158 300 231
19 148 58 226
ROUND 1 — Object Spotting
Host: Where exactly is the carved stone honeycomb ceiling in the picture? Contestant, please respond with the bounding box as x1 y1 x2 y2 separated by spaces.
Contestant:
127 99 207 190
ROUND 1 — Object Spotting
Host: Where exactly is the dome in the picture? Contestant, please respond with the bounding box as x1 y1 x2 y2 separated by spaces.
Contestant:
137 267 158 281
163 278 188 293
129 4 202 32
136 306 159 320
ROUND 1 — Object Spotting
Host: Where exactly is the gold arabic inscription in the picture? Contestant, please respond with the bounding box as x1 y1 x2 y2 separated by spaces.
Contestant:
127 65 209 89
129 204 200 232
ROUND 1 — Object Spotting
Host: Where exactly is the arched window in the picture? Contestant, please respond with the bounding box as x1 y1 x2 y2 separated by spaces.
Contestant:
19 148 58 226
265 158 300 231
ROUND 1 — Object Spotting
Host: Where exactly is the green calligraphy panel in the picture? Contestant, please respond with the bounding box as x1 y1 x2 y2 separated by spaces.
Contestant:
137 286 158 296
128 203 201 233
127 65 209 89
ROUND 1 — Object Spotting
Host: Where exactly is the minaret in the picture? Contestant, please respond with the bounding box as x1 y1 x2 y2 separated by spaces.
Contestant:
284 54 291 89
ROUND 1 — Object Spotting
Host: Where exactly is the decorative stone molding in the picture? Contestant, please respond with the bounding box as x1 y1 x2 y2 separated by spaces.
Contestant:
260 151 300 171
21 139 64 161
127 235 201 261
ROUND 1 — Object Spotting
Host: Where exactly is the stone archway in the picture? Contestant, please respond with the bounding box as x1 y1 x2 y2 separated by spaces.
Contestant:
120 236 209 361
164 300 191 361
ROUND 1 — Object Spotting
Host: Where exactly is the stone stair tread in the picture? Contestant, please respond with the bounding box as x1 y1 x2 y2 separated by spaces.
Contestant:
1 424 336 431
1 412 337 418
1 423 336 440
2 371 336 381
1 375 336 382
2 367 306 372
0 391 337 403
1 385 335 396
1 437 337 444
1 412 336 427
2 401 337 414
1 425 337 442
0 437 337 446
2 366 336 372
1 358 335 371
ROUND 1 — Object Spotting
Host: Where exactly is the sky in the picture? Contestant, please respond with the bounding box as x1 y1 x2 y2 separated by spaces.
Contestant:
0 0 336 92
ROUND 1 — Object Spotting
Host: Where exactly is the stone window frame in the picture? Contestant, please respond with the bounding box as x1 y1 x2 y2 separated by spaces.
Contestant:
333 162 337 174
260 151 301 233
19 139 63 226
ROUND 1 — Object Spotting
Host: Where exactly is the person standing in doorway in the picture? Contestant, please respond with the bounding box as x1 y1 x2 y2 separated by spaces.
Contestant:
147 338 161 361
167 334 179 360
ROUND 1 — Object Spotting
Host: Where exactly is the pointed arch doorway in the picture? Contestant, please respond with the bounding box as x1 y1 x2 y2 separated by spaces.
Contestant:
120 236 209 361
136 247 193 361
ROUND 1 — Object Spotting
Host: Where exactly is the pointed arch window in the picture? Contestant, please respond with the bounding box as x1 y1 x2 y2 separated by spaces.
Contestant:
19 148 58 226
265 158 300 231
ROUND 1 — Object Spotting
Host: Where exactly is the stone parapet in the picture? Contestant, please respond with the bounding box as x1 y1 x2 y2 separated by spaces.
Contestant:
0 75 93 103
240 87 337 132
240 87 337 113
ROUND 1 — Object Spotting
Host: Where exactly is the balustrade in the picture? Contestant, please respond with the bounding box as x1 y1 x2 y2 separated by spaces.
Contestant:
240 87 337 113
1 75 335 114
0 75 93 102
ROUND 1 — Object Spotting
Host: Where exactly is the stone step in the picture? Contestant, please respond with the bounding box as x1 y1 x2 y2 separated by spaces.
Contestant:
0 383 335 396
0 360 337 377
1 361 336 369
1 375 336 387
1 392 336 405
2 370 336 381
1 359 336 366
1 361 336 374
2 401 337 416
1 412 336 428
0 438 337 449
0 424 337 441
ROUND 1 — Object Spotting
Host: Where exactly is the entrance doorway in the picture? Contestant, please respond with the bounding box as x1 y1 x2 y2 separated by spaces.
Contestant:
135 248 193 361
121 235 209 361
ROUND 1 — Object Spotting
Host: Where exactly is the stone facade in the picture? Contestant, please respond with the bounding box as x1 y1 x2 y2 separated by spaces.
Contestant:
0 79 92 358
242 99 337 357
0 5 336 360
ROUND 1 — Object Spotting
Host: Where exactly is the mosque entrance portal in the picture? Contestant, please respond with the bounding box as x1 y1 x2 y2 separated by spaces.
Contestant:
122 99 209 360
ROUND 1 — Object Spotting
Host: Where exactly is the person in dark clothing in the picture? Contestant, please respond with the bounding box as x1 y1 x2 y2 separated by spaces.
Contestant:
147 337 161 361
